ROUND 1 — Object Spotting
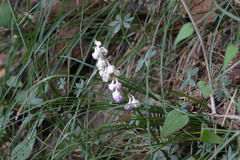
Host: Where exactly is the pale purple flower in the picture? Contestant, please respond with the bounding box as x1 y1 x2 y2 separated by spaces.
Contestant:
124 104 133 111
114 70 120 76
114 78 122 90
112 90 123 103
124 95 140 111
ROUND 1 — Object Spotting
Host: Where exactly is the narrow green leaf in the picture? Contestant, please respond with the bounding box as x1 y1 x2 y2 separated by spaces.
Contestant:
0 4 12 28
237 99 240 115
200 123 225 144
223 44 238 69
135 59 144 72
174 23 194 48
161 110 189 138
197 81 212 98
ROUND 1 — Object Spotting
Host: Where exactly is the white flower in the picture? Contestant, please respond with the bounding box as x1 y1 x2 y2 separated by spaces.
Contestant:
124 95 140 110
131 95 140 108
99 70 103 77
92 47 101 59
96 58 106 70
102 71 111 82
107 64 115 74
100 47 108 55
114 70 120 76
124 98 134 111
112 90 123 103
108 80 115 91
114 78 122 90
94 40 102 47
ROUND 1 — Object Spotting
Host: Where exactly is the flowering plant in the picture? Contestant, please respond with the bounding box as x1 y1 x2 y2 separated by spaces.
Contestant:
92 40 140 111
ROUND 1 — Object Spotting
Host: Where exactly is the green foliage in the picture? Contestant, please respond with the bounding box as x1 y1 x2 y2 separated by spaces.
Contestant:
135 48 156 72
223 44 238 69
0 0 239 159
200 123 225 144
0 3 12 28
197 81 212 98
109 13 133 33
174 22 194 48
180 67 199 89
161 110 189 138
6 76 23 88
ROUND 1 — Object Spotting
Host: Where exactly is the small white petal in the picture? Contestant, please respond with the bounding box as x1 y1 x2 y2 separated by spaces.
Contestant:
108 80 115 91
114 70 120 76
99 70 103 77
96 58 106 70
102 71 110 82
94 40 102 47
92 52 99 59
107 65 115 74
100 47 108 55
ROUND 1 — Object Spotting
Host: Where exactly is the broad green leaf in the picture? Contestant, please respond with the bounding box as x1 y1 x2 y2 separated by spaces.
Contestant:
190 67 199 76
174 23 194 48
6 76 23 88
109 20 119 26
180 80 188 89
114 23 121 33
189 79 196 86
145 48 156 59
237 99 240 115
123 22 130 28
161 110 189 138
125 17 134 22
223 44 238 69
135 59 144 72
11 129 36 160
200 123 225 144
0 4 12 28
116 14 121 20
124 13 130 20
197 81 212 98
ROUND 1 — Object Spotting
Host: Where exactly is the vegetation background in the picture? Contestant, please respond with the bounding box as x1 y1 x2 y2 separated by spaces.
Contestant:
0 0 239 159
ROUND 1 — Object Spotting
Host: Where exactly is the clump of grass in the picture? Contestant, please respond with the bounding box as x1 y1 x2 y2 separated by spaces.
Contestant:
0 0 239 159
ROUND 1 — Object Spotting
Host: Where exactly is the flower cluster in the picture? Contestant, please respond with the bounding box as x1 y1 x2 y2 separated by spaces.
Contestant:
92 40 140 110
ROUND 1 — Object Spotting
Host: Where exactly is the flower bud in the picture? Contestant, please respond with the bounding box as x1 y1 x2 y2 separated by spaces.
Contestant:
108 80 115 91
114 78 122 90
94 40 102 47
100 47 108 55
114 70 120 76
113 90 123 103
